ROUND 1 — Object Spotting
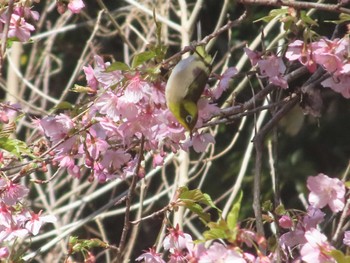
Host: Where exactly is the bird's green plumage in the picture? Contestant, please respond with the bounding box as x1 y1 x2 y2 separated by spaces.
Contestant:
165 47 212 132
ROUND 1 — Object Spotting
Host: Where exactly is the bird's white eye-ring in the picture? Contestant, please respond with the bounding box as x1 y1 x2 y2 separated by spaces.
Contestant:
185 115 193 124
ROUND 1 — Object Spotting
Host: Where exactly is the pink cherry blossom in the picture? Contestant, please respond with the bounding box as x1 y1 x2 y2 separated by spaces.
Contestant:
39 114 75 144
279 215 293 229
321 75 350 99
192 133 215 153
0 221 29 243
25 210 57 235
0 180 29 206
212 67 238 99
136 248 165 263
13 6 40 21
280 206 325 248
0 102 20 124
300 228 335 263
285 40 317 72
198 242 246 263
307 173 345 213
244 47 262 66
163 225 193 252
257 55 288 89
0 13 35 42
68 0 85 14
83 65 98 92
0 203 12 227
343 231 350 247
0 247 9 259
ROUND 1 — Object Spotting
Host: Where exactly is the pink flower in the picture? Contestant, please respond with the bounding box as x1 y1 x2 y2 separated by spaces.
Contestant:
212 67 238 99
99 149 131 171
136 248 165 263
279 215 293 229
321 75 350 99
0 13 35 42
25 210 56 235
163 225 193 252
0 219 29 242
192 133 215 153
0 247 9 259
83 65 98 92
198 242 246 263
285 40 317 72
0 103 20 124
13 6 40 21
280 206 325 248
0 180 29 206
343 231 350 247
307 173 345 213
39 114 75 143
257 55 288 89
244 47 262 66
0 203 12 226
300 228 335 263
124 75 151 103
68 0 85 14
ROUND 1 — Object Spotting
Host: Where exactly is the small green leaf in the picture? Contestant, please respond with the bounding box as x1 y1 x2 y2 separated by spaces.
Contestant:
0 137 33 159
131 50 156 68
274 204 286 216
203 219 229 240
344 181 350 188
300 11 318 26
177 187 221 223
105 61 130 72
325 13 350 24
262 200 273 212
227 191 243 231
329 249 350 263
254 8 289 23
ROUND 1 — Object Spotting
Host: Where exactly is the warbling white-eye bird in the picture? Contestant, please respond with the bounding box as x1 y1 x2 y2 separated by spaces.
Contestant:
165 46 212 134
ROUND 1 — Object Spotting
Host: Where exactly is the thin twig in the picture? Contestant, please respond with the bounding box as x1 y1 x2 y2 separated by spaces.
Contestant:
238 0 350 15
58 10 104 104
0 0 14 75
162 11 247 68
253 94 300 249
117 135 145 260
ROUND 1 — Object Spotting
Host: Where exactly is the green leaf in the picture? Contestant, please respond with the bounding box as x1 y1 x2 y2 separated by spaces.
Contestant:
329 249 350 263
105 61 130 72
177 187 221 223
0 137 34 159
300 11 318 26
185 203 211 223
131 50 156 68
344 181 350 188
202 218 238 243
227 191 243 231
325 13 350 25
274 204 286 216
262 200 273 212
254 8 289 23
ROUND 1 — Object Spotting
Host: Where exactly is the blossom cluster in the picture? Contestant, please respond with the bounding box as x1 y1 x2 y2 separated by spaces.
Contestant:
137 173 350 263
38 55 220 182
286 37 350 98
245 35 350 99
0 178 56 260
0 4 39 42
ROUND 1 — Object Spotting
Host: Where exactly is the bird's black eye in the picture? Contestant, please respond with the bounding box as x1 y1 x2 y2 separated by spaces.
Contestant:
185 115 193 124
